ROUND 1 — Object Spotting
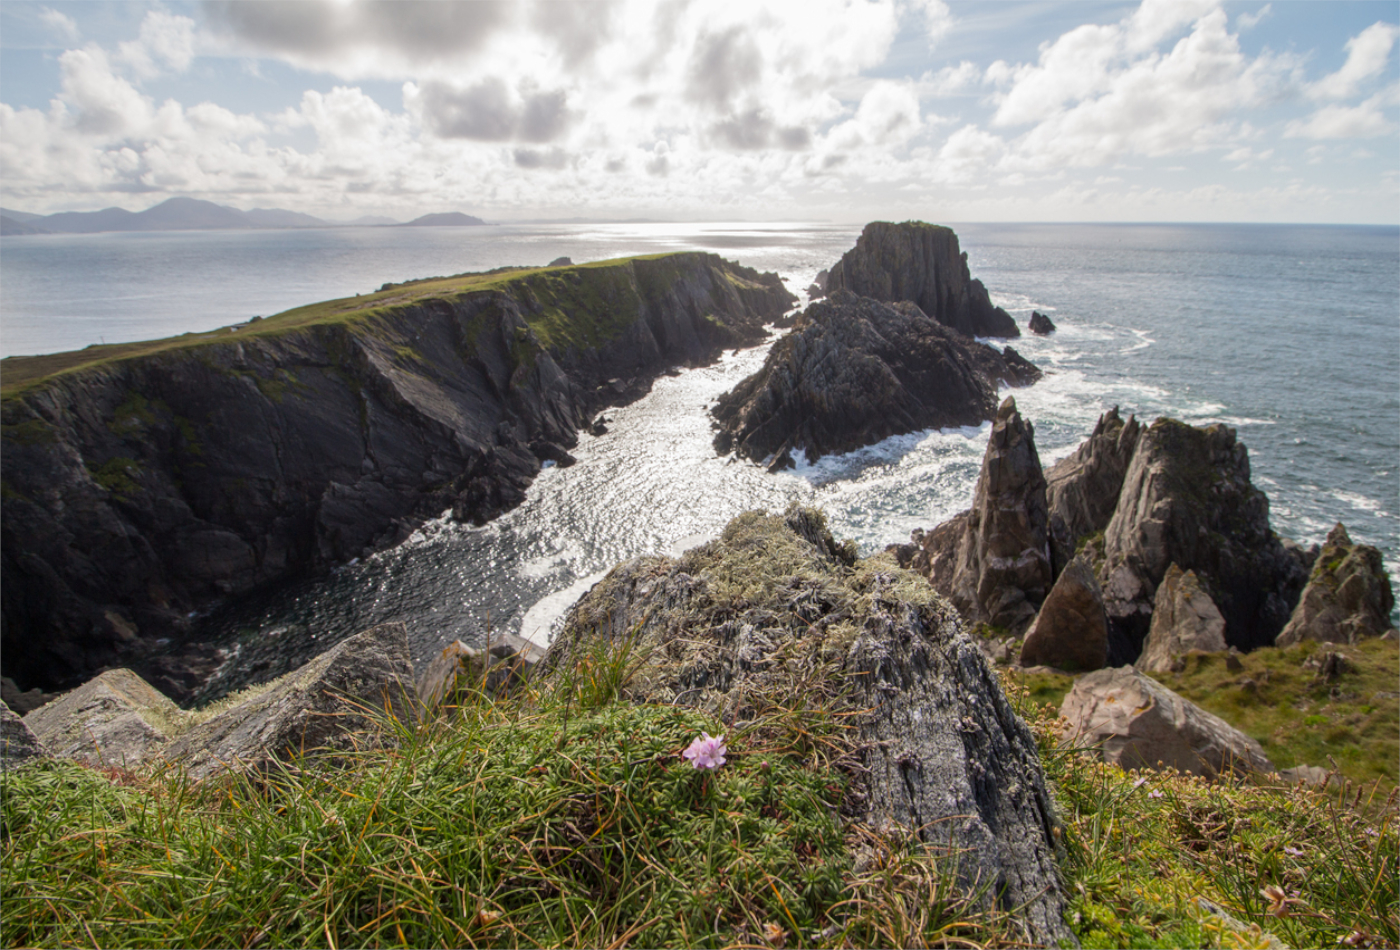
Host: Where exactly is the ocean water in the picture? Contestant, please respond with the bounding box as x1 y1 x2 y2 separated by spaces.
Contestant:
2 222 1395 700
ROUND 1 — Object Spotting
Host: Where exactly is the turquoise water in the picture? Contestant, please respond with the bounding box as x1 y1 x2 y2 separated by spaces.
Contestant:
3 222 1395 698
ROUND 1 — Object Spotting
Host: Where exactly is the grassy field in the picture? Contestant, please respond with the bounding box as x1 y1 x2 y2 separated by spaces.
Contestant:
3 645 1395 949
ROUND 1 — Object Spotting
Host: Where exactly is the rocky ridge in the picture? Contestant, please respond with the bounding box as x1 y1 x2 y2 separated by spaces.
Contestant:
1 253 794 700
711 292 1038 468
825 221 1020 338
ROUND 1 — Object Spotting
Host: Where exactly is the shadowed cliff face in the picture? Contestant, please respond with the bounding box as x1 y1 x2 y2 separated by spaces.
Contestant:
825 221 1020 339
0 254 794 699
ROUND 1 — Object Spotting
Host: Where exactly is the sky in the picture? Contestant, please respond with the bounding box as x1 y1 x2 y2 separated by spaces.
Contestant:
1 0 1397 224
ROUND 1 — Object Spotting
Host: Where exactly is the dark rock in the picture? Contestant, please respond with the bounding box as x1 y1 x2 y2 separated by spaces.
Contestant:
529 439 576 468
2 253 795 700
1019 554 1108 671
711 293 1039 466
825 221 1019 338
588 415 609 436
1302 649 1354 682
1061 666 1273 779
540 507 1074 948
1 699 49 769
1138 564 1227 674
1028 311 1056 335
23 668 181 769
915 398 1052 634
547 256 572 267
1099 418 1307 662
1 675 57 715
1045 407 1141 576
1276 523 1396 646
163 622 419 780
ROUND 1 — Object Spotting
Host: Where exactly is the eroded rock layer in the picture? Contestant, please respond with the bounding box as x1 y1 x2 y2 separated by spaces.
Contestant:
711 292 1038 467
825 221 1020 338
2 254 794 699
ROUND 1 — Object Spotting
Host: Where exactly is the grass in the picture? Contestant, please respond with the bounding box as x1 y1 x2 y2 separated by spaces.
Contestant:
1003 674 1400 950
0 252 747 398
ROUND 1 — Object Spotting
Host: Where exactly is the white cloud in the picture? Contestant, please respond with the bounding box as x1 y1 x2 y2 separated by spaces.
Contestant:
1236 4 1271 32
1308 22 1400 101
118 11 197 80
1286 89 1397 139
917 61 980 97
40 7 79 43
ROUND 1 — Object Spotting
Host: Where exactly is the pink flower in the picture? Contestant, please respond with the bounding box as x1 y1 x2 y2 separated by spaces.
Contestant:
682 732 727 770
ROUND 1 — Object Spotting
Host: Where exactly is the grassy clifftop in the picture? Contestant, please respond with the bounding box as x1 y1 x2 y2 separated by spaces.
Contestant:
0 252 776 398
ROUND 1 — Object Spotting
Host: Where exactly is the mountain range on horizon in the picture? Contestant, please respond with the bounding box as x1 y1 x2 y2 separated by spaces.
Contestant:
0 197 487 235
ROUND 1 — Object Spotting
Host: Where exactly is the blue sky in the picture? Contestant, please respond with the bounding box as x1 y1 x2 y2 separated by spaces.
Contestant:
1 0 1397 224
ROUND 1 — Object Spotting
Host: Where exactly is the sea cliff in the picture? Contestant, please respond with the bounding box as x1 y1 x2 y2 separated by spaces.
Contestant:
0 253 794 698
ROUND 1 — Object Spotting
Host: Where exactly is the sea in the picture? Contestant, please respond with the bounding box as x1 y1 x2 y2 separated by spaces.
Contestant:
3 221 1396 702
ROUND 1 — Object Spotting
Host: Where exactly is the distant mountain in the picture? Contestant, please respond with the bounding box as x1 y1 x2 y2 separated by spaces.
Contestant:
244 208 329 229
0 208 45 223
340 215 401 226
401 212 486 227
0 215 48 236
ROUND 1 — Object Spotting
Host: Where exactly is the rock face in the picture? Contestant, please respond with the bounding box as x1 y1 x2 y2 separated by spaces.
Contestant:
1277 523 1396 646
1028 311 1056 335
23 668 180 768
1045 407 1141 576
163 622 418 780
541 507 1074 948
1061 666 1273 779
901 398 1052 634
1019 554 1108 671
825 221 1020 338
2 253 793 700
711 293 1039 467
417 633 544 707
1100 419 1307 662
1138 564 1227 673
1 700 49 769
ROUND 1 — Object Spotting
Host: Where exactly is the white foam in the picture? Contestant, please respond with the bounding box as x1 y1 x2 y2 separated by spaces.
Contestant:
518 569 610 648
1331 490 1386 516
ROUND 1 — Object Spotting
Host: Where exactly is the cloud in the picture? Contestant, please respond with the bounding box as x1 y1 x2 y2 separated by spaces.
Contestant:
513 147 569 169
918 61 981 97
40 7 79 43
1236 4 1271 31
414 80 572 142
1308 22 1400 101
685 26 764 111
1286 90 1397 139
908 0 953 45
117 11 197 80
931 124 1005 183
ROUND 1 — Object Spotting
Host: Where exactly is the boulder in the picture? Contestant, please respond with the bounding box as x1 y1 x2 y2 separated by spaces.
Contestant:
417 633 545 708
1019 554 1108 671
1276 523 1396 647
1138 564 1228 674
1 699 49 769
825 221 1020 337
711 293 1039 467
1099 419 1307 662
22 668 181 769
547 256 572 267
1028 311 1056 335
918 397 1052 634
1 675 57 715
1045 407 1141 576
163 622 418 780
1060 666 1273 779
540 507 1074 948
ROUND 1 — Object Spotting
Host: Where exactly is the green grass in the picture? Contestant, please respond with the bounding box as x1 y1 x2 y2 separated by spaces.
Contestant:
1003 677 1400 950
1151 638 1400 789
0 252 741 399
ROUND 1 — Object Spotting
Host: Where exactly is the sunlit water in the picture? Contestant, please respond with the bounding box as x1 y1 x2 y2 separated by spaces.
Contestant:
3 222 1395 701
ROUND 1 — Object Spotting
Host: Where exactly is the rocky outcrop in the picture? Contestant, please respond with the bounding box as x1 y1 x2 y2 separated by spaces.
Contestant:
711 293 1039 467
2 254 794 700
1 700 49 769
541 507 1074 948
1028 311 1056 335
1 675 56 715
1277 523 1396 646
898 398 1051 634
1138 565 1227 673
417 633 544 707
1045 407 1141 576
1018 554 1108 671
1099 419 1307 662
1061 666 1273 779
163 622 418 780
825 221 1019 338
23 668 180 768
